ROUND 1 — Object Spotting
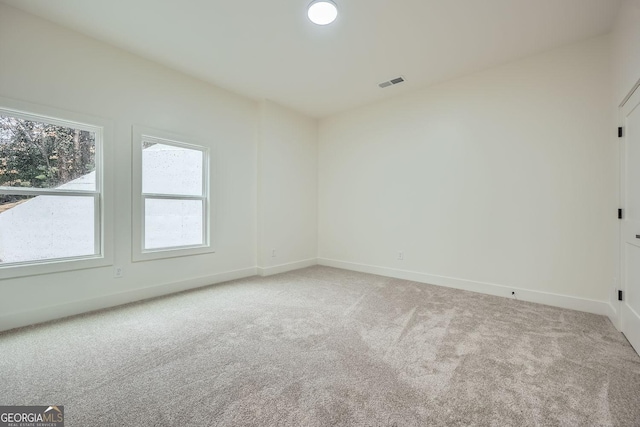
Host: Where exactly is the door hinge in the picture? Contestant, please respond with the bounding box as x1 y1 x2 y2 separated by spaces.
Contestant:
619 208 624 219
618 127 624 138
618 290 624 301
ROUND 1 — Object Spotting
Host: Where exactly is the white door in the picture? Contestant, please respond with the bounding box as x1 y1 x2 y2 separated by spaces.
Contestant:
621 85 640 354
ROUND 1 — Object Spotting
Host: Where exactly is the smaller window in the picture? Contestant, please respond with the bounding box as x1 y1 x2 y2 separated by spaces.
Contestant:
133 127 211 261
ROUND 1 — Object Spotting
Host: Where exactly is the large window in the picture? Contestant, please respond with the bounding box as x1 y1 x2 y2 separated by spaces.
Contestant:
133 127 210 260
0 107 103 267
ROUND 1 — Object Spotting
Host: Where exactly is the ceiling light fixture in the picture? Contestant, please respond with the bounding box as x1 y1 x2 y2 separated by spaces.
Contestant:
307 0 338 25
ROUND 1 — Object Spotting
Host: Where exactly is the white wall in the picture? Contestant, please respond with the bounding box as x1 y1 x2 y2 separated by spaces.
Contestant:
257 100 317 275
0 4 260 331
612 0 640 106
318 36 616 311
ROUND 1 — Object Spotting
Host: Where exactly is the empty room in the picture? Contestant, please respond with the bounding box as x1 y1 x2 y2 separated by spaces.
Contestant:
1 0 639 425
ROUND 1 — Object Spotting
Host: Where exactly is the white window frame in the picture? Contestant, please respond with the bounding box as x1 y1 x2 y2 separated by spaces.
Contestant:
132 125 213 262
0 97 113 279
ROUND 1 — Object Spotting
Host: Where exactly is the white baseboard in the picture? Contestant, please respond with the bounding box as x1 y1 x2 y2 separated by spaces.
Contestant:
318 258 610 316
257 258 317 277
0 266 257 333
607 302 620 330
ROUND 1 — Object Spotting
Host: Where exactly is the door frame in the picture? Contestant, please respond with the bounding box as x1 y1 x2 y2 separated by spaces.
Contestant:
618 79 640 353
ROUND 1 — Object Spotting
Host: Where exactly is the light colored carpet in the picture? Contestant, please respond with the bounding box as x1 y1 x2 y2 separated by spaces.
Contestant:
1 266 639 426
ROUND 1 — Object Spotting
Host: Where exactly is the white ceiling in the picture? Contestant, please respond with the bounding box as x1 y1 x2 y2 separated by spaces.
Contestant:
2 0 622 117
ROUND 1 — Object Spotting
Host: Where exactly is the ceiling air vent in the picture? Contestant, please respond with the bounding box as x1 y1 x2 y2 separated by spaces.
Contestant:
378 76 405 88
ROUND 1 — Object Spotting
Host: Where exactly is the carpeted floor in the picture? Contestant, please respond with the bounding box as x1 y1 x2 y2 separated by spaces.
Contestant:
1 266 639 426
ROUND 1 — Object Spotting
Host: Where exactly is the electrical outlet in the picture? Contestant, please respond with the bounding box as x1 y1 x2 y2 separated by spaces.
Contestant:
114 266 123 278
397 251 404 261
271 249 276 258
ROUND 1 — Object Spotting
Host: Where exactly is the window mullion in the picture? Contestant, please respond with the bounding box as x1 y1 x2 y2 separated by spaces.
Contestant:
0 188 99 197
142 193 205 201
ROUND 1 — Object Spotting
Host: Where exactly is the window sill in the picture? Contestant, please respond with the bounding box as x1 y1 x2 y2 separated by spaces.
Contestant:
132 244 216 263
0 254 113 280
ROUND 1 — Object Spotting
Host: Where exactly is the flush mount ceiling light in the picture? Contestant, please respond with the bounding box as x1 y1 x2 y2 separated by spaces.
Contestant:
307 0 338 25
